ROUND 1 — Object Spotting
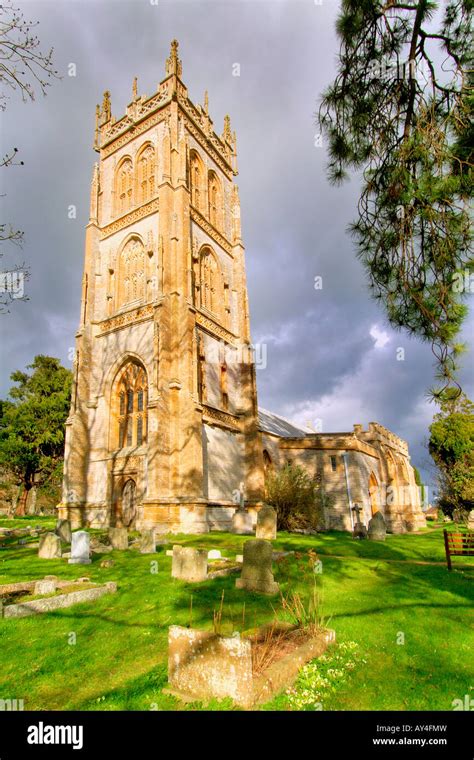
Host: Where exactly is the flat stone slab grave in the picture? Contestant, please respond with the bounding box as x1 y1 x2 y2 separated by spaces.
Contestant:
166 624 336 708
0 578 117 619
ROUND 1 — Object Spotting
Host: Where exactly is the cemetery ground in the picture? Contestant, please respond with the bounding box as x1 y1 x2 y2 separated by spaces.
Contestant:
0 516 472 711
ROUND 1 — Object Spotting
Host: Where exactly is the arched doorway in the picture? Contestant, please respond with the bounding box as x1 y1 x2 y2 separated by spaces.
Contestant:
121 479 137 528
368 472 379 515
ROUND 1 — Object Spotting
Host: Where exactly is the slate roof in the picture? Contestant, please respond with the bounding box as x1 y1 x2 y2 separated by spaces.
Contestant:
258 407 311 438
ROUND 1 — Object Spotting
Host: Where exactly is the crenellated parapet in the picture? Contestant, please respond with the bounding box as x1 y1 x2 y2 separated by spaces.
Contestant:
352 421 409 457
93 40 237 177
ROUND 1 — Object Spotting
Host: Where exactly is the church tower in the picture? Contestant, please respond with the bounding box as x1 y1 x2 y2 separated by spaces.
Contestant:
60 41 265 532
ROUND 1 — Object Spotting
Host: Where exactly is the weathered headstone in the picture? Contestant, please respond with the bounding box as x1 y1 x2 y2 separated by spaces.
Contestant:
38 533 62 559
352 522 367 539
171 545 208 582
368 511 387 541
231 507 253 535
68 531 91 565
235 539 279 595
33 579 56 595
108 527 129 550
467 510 474 531
55 519 72 544
255 504 277 540
139 529 156 554
208 549 221 560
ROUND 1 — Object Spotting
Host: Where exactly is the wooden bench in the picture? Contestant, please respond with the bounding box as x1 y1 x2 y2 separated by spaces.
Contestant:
443 529 474 570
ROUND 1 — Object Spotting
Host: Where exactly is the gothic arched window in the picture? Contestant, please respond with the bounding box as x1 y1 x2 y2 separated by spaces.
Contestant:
115 157 133 216
117 237 146 309
208 170 222 229
113 361 148 450
136 144 155 204
199 247 224 317
190 150 205 212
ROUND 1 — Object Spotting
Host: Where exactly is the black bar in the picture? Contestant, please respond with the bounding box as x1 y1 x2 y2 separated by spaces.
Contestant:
0 710 472 757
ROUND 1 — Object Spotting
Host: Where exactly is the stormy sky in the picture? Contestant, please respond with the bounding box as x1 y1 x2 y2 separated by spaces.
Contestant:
1 0 472 492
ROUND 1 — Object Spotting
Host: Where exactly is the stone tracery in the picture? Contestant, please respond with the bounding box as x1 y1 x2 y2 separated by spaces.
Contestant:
199 246 224 318
115 157 133 216
136 143 156 204
117 237 146 309
112 361 148 450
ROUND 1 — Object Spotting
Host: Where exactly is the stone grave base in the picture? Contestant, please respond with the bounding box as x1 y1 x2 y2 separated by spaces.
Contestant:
206 562 241 580
166 624 335 708
0 578 117 619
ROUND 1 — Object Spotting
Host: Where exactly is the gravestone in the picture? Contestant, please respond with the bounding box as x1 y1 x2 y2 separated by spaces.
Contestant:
171 546 208 582
38 533 62 559
231 507 253 535
467 510 474 531
235 539 279 595
68 531 91 565
34 579 56 595
352 522 367 539
139 529 156 554
368 511 387 541
109 527 129 551
255 504 277 540
352 504 367 539
55 519 72 544
208 549 221 560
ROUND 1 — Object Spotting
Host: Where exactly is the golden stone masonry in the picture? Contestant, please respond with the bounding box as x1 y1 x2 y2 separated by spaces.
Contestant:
58 41 426 535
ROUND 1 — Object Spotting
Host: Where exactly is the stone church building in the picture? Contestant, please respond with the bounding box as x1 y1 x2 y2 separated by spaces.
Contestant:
59 41 426 535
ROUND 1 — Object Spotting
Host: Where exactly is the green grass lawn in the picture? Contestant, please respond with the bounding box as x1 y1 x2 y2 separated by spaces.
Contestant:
0 517 472 711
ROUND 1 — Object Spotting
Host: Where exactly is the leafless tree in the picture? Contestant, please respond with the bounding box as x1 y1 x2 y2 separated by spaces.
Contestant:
0 1 58 308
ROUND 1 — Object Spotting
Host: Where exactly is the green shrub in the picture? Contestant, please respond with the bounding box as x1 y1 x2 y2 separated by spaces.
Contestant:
265 463 328 531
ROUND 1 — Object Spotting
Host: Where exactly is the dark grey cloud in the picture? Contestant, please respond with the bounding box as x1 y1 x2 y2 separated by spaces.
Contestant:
1 0 472 495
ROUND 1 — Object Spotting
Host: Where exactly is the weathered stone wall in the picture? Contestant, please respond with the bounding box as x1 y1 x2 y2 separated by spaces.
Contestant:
262 424 425 534
202 424 244 503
